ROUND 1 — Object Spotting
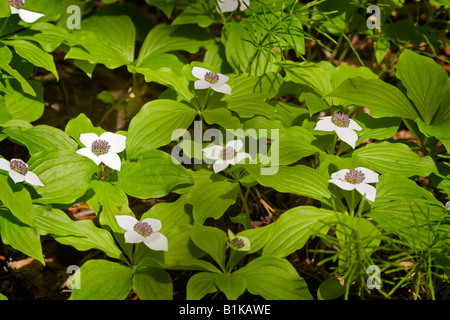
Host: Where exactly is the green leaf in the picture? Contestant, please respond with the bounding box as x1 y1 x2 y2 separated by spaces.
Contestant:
191 224 227 271
326 77 419 120
246 164 333 206
3 125 78 154
6 40 58 80
0 102 12 126
0 0 9 17
0 174 35 226
396 49 448 124
133 265 173 300
115 150 193 199
226 100 277 119
27 22 73 52
28 150 99 205
126 99 197 159
336 215 381 266
0 60 35 96
172 0 218 27
64 113 106 146
222 72 283 101
203 107 242 129
4 80 43 122
263 206 338 257
301 92 329 116
283 60 334 96
34 205 85 237
416 118 450 153
235 256 313 300
186 179 239 223
317 278 345 300
136 24 214 66
142 194 192 232
65 15 136 69
354 113 401 144
375 173 442 206
186 272 219 300
215 273 246 300
369 199 448 250
223 21 279 76
135 198 204 264
54 220 123 260
88 181 134 232
71 260 133 300
263 126 321 166
0 208 44 265
373 37 390 65
134 53 193 102
352 141 437 177
238 224 274 254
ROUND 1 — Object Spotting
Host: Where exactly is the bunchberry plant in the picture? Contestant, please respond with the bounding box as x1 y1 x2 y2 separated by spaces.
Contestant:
314 112 363 149
329 167 379 203
0 0 448 303
202 139 252 173
76 132 126 171
0 158 44 186
192 67 232 95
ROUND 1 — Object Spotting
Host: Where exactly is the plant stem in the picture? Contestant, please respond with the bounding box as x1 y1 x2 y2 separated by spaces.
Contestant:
231 170 251 229
238 186 251 229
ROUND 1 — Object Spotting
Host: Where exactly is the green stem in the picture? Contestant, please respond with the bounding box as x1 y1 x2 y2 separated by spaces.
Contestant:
97 72 139 127
230 170 251 229
238 186 251 229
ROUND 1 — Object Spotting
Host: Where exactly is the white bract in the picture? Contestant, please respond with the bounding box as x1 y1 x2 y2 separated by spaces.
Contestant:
76 132 126 171
115 215 168 251
329 167 379 202
191 66 232 95
217 0 250 12
0 158 44 186
314 112 362 149
203 139 252 173
9 0 45 23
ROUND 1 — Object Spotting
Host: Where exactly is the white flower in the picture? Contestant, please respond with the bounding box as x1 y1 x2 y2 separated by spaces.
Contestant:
76 132 126 171
217 0 250 12
445 201 450 211
203 139 252 173
314 112 362 149
329 167 379 202
227 229 250 251
191 66 232 95
9 0 45 23
115 215 168 251
0 158 44 186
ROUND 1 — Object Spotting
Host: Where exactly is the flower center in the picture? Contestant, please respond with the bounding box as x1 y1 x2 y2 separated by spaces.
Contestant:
10 159 28 175
230 237 245 249
8 0 24 9
204 72 219 84
91 139 111 156
331 112 350 128
134 221 153 237
221 146 237 160
345 169 365 184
